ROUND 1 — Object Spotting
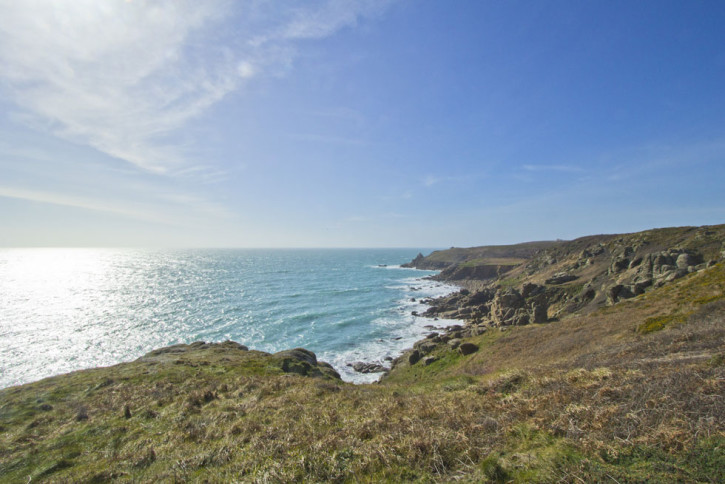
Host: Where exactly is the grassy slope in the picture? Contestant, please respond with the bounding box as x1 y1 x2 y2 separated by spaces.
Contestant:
422 225 725 271
414 241 561 268
1 269 724 482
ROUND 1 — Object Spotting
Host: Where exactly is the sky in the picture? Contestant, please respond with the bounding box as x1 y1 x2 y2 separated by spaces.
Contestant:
1 0 724 248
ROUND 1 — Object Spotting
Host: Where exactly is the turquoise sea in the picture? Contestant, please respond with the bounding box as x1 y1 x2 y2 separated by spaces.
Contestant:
0 249 460 388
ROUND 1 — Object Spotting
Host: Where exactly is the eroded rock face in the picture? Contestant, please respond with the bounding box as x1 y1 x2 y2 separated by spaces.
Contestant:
490 288 528 326
632 250 695 288
530 302 548 324
676 253 697 269
273 348 340 379
607 284 635 304
545 273 578 285
458 342 479 355
349 362 387 374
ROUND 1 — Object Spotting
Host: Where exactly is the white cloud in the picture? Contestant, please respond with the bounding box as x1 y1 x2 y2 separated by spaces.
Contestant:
0 0 392 174
0 183 234 226
0 185 169 223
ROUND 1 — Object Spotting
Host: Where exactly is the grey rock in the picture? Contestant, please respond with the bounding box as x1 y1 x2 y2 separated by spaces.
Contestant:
408 350 422 365
350 362 387 374
676 253 697 269
521 283 543 298
609 257 629 273
275 348 317 366
459 342 479 355
422 356 438 366
317 362 341 379
607 284 634 304
545 273 578 285
530 302 548 323
274 348 322 376
414 340 438 355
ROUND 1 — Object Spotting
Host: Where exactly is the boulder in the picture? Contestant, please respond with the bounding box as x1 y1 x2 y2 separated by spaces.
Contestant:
349 362 387 374
609 257 629 273
632 280 652 295
607 285 634 304
422 356 438 366
274 348 318 376
521 283 543 298
414 341 438 355
530 302 548 324
408 350 422 365
317 362 342 379
676 253 697 269
459 343 479 356
275 348 317 366
545 273 578 285
467 288 496 305
448 338 462 349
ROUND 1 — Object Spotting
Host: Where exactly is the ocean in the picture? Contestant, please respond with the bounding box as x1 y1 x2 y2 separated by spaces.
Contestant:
0 248 460 388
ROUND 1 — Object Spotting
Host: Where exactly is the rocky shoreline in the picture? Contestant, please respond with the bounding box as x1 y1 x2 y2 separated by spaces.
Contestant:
379 224 725 377
159 225 725 382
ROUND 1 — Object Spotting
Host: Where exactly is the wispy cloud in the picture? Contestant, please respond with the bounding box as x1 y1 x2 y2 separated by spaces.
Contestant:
0 185 168 224
0 0 392 174
0 184 234 226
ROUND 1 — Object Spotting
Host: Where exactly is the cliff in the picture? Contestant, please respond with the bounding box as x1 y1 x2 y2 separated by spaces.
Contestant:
1 224 724 482
405 224 725 326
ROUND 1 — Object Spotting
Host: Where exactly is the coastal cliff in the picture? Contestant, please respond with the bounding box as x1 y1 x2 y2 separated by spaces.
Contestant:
1 224 724 482
403 224 725 325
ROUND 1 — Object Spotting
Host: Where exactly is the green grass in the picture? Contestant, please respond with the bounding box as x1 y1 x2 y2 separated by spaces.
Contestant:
460 257 526 268
638 313 688 334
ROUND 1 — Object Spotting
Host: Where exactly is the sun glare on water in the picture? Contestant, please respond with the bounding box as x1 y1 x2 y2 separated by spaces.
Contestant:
0 249 124 386
2 248 111 303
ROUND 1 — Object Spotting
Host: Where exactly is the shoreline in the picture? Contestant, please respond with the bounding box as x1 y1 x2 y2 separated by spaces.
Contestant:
0 260 461 391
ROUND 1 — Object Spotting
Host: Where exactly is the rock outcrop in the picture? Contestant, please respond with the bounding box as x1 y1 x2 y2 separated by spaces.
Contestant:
348 361 388 374
401 224 724 347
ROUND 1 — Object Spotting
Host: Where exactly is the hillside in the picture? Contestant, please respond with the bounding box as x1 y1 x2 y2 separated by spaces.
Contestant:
406 224 725 324
1 225 724 482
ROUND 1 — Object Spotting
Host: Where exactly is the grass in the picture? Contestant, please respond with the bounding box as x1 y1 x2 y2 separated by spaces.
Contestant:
460 257 526 268
638 313 688 334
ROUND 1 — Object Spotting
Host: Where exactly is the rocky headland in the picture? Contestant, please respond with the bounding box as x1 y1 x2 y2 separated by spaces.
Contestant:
1 224 724 482
387 225 725 374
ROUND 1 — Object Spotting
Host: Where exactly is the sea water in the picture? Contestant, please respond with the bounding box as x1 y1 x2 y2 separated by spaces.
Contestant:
0 248 460 388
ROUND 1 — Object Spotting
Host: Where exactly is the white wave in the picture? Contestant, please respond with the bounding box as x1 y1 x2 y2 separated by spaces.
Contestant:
324 274 463 384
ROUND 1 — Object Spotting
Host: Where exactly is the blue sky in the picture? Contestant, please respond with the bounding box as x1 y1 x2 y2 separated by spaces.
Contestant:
1 0 724 248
